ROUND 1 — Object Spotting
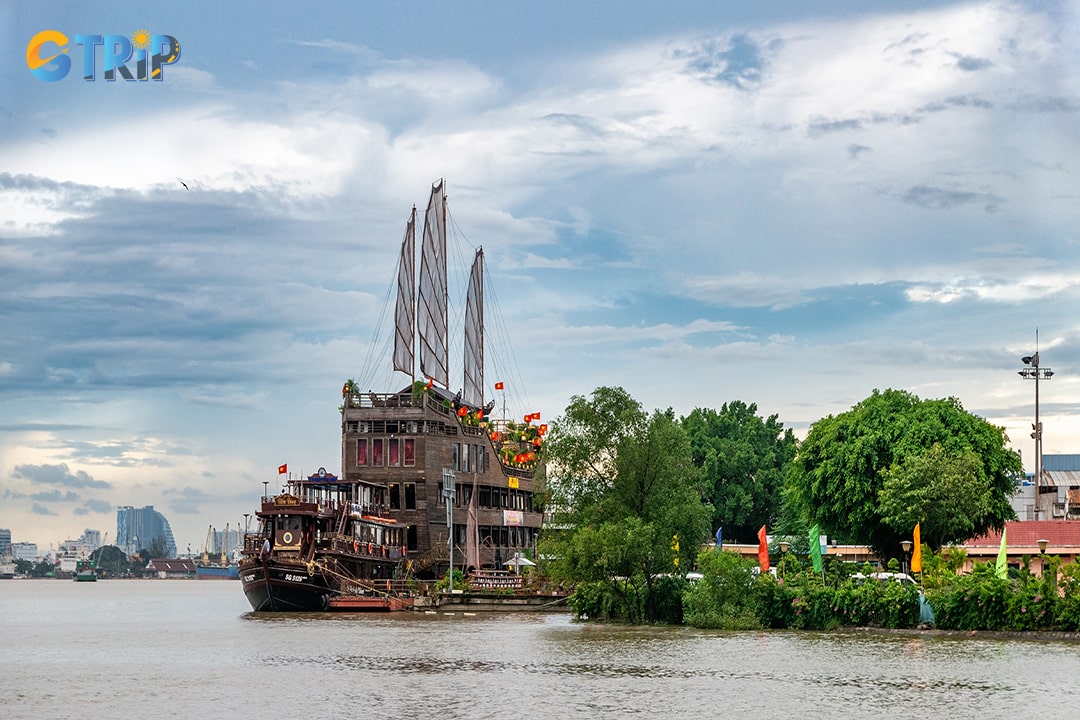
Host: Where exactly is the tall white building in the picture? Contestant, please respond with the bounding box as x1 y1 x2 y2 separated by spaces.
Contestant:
11 542 39 561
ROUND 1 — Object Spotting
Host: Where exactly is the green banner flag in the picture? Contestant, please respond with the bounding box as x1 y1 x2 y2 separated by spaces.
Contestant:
809 523 823 573
995 526 1008 580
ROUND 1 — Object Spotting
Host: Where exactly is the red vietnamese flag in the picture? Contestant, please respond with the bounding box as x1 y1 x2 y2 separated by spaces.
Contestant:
278 463 287 475
494 381 504 390
425 378 434 390
757 525 770 572
457 406 469 417
531 412 541 421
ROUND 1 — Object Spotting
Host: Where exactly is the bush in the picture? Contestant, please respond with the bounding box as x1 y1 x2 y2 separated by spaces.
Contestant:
683 551 763 629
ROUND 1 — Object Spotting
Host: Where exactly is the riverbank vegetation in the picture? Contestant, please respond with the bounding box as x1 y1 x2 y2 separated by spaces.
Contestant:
540 385 1049 631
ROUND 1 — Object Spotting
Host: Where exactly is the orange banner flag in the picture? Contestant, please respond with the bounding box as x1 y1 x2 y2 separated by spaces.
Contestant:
911 523 922 573
757 525 770 572
277 463 287 475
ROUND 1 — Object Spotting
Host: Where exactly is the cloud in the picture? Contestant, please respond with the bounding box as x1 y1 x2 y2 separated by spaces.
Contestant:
163 486 212 515
901 185 1004 212
12 463 112 489
29 490 80 502
74 498 114 516
31 503 58 516
952 54 993 72
677 32 776 90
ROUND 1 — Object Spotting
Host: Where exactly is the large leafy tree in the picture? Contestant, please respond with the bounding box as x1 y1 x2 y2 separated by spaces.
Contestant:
788 389 1021 558
543 386 710 622
682 402 796 543
878 444 995 552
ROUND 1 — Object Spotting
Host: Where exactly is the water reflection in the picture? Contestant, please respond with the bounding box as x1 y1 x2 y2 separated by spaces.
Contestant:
4 582 1080 720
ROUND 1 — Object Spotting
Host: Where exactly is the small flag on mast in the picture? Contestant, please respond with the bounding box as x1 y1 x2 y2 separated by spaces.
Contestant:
494 381 504 390
278 464 287 475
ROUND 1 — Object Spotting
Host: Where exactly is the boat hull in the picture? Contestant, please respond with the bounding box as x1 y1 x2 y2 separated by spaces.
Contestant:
239 560 330 612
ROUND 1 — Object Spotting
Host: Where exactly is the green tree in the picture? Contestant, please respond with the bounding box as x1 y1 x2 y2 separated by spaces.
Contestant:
788 389 1021 558
147 535 169 559
682 402 796 543
543 387 710 622
878 444 994 551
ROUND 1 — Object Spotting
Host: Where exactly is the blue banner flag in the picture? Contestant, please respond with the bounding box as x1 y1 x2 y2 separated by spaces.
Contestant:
715 527 722 549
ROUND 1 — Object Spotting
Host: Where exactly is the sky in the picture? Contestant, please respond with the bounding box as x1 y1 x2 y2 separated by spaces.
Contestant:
2 1 1079 555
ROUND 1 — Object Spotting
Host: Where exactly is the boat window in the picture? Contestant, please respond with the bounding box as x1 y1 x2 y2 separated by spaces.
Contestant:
404 483 416 510
372 438 384 466
388 438 400 467
406 525 417 551
469 445 478 474
403 438 415 466
356 439 368 466
389 483 400 510
452 443 460 471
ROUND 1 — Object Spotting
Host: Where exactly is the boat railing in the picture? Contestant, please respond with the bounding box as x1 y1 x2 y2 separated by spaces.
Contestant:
325 534 406 561
353 392 416 409
468 570 524 592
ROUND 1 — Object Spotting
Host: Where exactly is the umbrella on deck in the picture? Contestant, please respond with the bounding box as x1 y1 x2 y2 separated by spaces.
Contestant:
504 553 536 573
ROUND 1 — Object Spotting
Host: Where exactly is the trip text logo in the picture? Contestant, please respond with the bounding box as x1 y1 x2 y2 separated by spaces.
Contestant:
27 29 181 82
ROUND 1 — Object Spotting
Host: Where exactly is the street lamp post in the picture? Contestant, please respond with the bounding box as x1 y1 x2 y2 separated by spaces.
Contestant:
1019 340 1053 495
900 540 913 575
779 541 790 581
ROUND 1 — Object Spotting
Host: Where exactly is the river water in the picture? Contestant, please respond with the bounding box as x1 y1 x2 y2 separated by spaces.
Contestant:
4 579 1079 719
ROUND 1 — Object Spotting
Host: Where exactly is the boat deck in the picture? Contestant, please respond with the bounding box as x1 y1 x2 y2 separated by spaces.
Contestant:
327 595 414 612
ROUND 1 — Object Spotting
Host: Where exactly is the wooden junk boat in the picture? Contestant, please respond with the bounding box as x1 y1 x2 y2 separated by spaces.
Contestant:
240 180 545 611
342 179 546 584
239 467 409 611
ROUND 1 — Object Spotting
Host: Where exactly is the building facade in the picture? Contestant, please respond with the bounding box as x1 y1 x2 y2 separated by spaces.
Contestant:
11 542 39 561
116 506 177 557
0 528 10 558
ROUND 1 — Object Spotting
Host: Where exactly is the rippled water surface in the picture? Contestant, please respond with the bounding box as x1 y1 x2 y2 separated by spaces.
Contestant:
4 580 1080 719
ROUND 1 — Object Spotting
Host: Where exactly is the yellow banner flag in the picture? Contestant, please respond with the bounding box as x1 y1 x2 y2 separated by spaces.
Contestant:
911 523 922 573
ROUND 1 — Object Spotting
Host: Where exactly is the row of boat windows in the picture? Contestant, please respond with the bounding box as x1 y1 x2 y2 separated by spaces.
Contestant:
451 442 489 474
452 524 538 550
346 420 450 434
356 438 416 467
441 485 533 512
351 524 405 547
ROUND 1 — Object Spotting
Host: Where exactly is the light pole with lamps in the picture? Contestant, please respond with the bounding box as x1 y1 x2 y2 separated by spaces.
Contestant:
779 541 790 580
900 540 913 575
1019 337 1053 496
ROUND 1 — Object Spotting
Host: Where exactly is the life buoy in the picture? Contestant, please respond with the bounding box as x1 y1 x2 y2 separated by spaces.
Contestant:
382 545 387 557
368 543 373 554
353 540 358 553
